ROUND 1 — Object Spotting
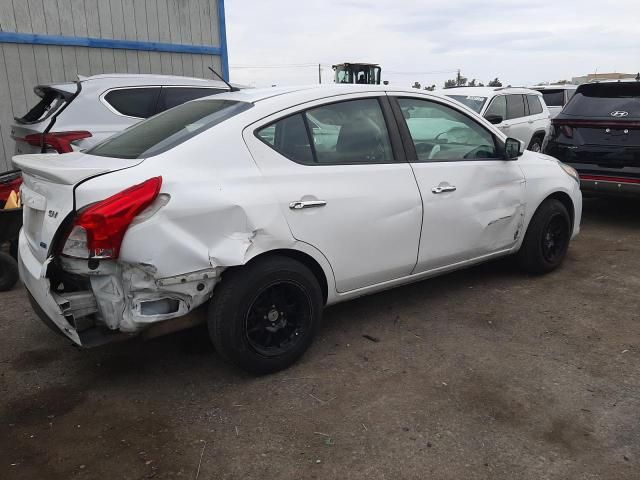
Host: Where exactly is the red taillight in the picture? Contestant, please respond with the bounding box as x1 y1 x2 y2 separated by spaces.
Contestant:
23 131 92 153
551 119 574 138
62 177 162 259
0 176 23 202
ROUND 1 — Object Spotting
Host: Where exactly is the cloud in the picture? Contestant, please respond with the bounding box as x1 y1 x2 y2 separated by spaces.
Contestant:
226 0 640 88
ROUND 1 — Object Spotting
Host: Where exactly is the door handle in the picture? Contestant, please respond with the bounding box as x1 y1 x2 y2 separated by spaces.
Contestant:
431 185 456 194
289 200 327 210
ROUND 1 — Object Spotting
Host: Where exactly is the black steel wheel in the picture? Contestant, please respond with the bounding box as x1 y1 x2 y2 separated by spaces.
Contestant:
208 255 323 374
540 213 570 264
528 135 543 153
244 280 312 357
517 198 571 274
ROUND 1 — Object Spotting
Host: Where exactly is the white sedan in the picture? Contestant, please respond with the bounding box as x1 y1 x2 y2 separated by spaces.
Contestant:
15 85 582 374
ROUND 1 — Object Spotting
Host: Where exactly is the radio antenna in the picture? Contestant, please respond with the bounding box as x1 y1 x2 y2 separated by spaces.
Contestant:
208 66 239 91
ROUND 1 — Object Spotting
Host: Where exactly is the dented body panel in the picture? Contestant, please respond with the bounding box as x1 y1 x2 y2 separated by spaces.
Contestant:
15 85 582 347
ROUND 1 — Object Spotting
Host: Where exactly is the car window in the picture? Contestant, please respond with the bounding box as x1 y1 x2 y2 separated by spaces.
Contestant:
539 89 565 107
156 87 226 113
506 95 526 119
89 99 252 159
305 98 393 164
103 87 161 118
257 114 314 164
397 98 499 161
446 95 487 113
562 83 640 119
484 95 507 121
526 95 544 115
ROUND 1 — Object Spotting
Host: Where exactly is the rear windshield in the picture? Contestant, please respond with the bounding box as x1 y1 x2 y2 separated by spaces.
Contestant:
447 95 487 113
88 99 252 159
563 83 640 119
15 87 70 125
539 89 565 107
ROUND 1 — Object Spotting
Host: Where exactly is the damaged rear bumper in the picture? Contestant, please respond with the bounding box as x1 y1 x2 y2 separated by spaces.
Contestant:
18 230 219 347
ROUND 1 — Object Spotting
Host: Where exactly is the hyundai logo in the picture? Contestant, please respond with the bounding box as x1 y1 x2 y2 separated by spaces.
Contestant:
610 111 629 117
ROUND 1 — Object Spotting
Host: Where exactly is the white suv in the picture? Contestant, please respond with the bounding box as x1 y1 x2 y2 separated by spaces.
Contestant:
530 84 578 118
11 74 230 158
16 85 581 374
444 87 551 152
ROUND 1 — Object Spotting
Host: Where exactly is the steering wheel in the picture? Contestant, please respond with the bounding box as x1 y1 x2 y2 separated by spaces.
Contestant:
435 126 469 144
463 145 494 159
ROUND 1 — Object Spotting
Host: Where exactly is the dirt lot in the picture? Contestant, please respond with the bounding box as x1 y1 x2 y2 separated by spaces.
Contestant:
1 197 639 480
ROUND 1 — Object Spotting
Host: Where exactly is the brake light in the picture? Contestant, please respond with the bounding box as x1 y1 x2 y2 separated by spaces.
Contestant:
61 177 162 259
23 131 92 153
0 176 23 202
551 119 573 138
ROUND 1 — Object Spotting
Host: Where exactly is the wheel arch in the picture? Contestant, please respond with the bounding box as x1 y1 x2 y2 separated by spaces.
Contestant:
244 248 330 304
528 190 575 233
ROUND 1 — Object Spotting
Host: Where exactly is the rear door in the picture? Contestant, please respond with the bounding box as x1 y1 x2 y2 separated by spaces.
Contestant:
245 93 423 293
390 94 525 272
502 94 532 145
12 85 75 155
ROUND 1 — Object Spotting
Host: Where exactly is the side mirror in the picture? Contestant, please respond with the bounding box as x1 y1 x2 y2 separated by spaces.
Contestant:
504 137 523 159
485 114 503 125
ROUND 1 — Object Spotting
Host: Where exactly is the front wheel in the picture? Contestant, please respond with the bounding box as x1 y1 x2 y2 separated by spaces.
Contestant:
208 255 323 374
517 199 571 274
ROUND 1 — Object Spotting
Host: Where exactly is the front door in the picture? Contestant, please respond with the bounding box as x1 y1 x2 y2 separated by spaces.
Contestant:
245 94 423 292
391 94 526 272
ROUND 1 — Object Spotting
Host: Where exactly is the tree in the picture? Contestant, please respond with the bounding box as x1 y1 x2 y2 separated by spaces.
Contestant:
468 78 477 87
424 84 436 91
478 82 485 87
488 77 502 87
412 81 421 89
444 79 457 89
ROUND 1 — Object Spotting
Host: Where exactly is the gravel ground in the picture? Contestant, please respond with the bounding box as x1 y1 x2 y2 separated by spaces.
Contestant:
1 197 639 480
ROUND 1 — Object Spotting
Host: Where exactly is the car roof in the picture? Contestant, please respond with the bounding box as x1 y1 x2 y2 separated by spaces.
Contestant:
198 84 458 105
440 86 542 96
531 84 578 90
39 74 232 93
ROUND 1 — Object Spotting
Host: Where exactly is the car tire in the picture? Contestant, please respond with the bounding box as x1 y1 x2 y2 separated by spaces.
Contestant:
528 134 543 152
207 255 323 375
0 251 19 291
517 199 571 274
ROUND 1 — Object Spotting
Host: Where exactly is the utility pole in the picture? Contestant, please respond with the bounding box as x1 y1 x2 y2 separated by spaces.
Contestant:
318 64 322 84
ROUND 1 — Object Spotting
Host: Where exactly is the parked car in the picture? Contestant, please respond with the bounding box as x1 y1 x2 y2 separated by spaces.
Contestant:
546 80 640 195
10 73 231 158
15 85 582 374
530 84 578 118
444 87 551 152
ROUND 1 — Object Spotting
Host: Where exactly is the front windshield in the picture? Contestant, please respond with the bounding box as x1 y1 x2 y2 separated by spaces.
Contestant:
88 99 252 159
447 95 487 113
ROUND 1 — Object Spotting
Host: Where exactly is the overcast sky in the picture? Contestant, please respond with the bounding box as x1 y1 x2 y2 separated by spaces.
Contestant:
226 0 640 88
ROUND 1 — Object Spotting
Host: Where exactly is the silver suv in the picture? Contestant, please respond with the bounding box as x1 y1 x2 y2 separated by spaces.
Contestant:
10 74 230 158
443 87 552 152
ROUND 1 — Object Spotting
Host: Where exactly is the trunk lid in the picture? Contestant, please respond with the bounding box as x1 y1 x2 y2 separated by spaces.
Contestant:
13 152 143 263
11 83 80 156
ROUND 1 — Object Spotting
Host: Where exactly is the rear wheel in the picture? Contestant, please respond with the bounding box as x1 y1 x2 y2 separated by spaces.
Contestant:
528 134 544 152
517 199 571 274
0 251 19 291
208 255 323 374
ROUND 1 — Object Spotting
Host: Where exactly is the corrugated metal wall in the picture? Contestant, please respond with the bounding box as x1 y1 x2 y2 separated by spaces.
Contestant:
0 0 224 170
